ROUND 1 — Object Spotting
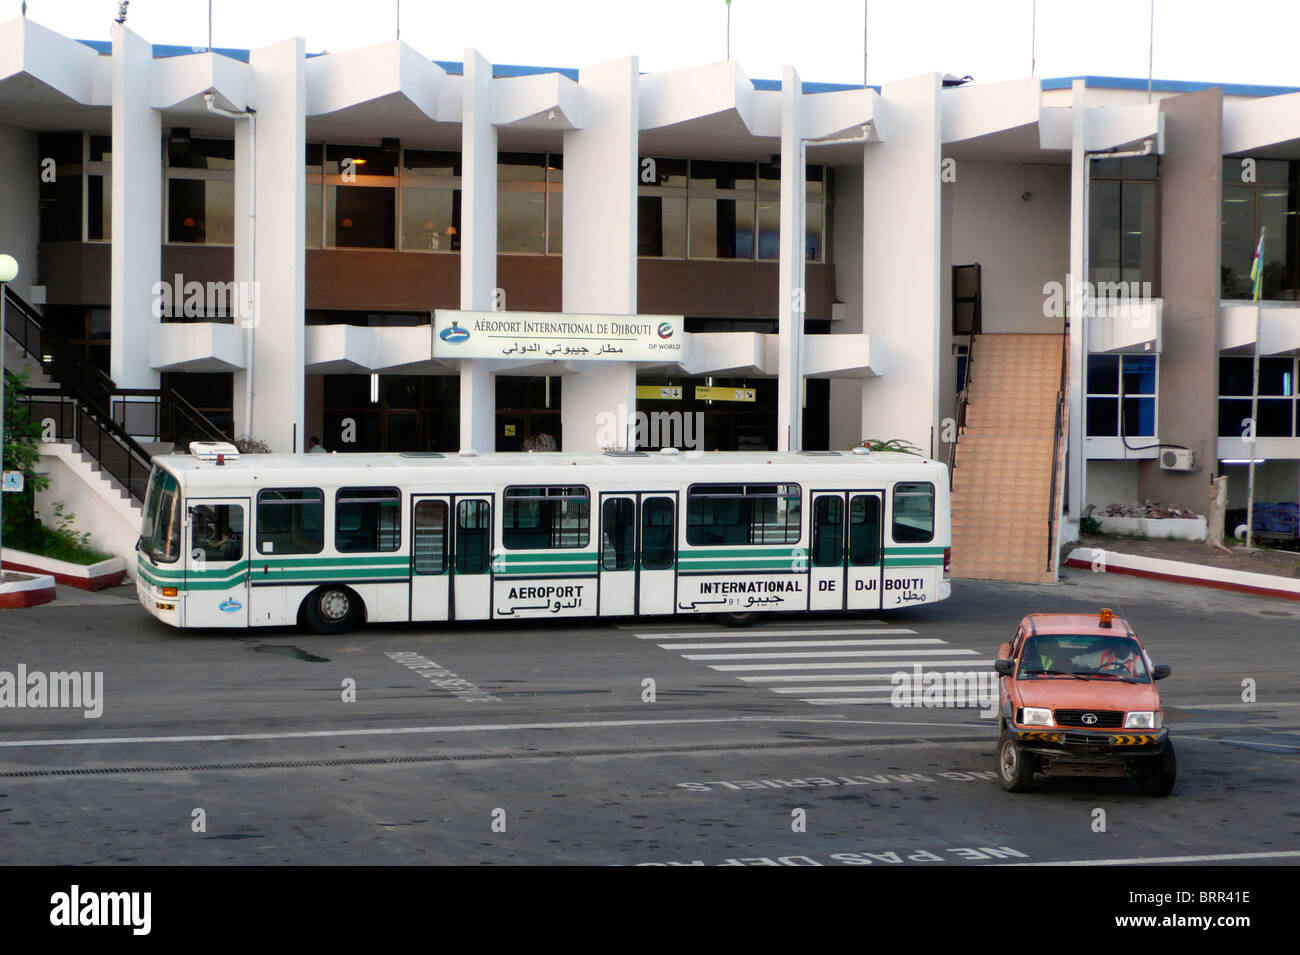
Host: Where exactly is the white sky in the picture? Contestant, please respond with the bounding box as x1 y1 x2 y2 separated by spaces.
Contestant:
7 0 1299 89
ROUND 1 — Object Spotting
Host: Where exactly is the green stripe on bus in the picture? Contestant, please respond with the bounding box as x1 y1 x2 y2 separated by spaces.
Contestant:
883 557 946 567
884 546 947 555
250 555 409 569
496 553 596 563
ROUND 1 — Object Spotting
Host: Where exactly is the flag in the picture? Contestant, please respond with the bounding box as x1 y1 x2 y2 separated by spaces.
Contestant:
1250 227 1266 301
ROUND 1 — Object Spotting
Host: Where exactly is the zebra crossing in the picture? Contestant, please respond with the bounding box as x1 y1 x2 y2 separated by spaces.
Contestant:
625 620 995 708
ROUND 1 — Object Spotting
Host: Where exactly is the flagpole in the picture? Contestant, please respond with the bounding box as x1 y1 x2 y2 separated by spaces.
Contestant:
1245 226 1265 549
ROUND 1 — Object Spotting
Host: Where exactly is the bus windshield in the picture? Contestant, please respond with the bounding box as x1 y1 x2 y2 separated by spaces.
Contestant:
139 466 182 563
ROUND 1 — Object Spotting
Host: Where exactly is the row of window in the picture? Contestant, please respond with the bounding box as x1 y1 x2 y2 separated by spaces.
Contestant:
193 482 936 563
1086 354 1156 438
39 133 828 262
1218 355 1300 438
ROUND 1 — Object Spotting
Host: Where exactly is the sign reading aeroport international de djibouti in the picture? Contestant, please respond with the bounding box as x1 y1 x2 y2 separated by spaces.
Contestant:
433 310 684 362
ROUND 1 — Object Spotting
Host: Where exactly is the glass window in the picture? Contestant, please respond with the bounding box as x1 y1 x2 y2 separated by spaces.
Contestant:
456 499 491 574
327 183 395 249
1088 354 1156 437
413 499 448 574
686 484 801 546
812 495 844 567
848 494 881 566
38 133 83 242
503 486 590 550
168 178 235 244
892 483 935 544
1220 158 1299 300
1089 168 1159 291
498 153 546 254
641 497 675 570
140 467 182 564
638 158 687 258
401 149 460 252
190 503 244 563
601 497 636 571
689 160 756 260
335 487 401 553
256 488 324 555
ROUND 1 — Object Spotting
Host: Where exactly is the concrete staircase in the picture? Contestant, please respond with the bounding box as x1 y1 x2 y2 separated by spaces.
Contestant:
3 336 54 388
950 333 1066 584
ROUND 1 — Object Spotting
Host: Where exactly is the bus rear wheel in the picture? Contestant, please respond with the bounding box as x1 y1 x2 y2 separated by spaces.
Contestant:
718 612 758 628
302 585 363 634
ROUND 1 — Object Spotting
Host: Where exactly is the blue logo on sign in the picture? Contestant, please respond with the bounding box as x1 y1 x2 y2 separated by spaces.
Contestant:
218 598 242 613
439 321 470 344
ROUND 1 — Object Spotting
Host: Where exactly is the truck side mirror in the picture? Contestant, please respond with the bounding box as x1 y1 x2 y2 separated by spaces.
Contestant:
994 659 1014 676
1152 664 1171 681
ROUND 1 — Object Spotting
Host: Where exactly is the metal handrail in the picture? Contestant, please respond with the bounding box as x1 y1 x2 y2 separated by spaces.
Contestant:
1045 326 1070 574
22 387 155 504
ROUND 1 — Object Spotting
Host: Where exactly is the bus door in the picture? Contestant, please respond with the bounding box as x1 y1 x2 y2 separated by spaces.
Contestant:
809 492 846 611
410 495 451 622
846 492 884 610
185 498 250 627
410 494 493 622
598 492 677 617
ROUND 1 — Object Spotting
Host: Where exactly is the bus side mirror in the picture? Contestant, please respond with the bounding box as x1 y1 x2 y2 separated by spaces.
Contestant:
994 659 1014 676
1152 664 1171 681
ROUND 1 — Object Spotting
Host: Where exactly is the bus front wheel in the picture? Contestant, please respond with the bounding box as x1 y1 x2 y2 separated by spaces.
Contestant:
302 585 363 634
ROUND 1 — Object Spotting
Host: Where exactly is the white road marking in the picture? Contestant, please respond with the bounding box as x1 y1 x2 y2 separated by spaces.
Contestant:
740 668 995 682
1180 735 1300 751
1173 702 1300 710
686 648 978 661
772 685 898 693
635 627 913 639
711 659 994 671
803 697 993 707
657 638 944 650
1002 849 1300 867
619 621 890 632
0 715 991 749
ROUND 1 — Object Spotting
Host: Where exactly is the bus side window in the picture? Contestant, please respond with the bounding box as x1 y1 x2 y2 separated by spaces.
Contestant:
456 499 491 574
892 482 935 543
257 488 324 555
848 495 881 566
413 500 448 574
191 504 244 563
641 498 675 570
812 496 844 566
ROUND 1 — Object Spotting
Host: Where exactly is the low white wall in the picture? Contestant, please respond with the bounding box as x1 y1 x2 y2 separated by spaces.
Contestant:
34 444 142 579
1094 515 1207 541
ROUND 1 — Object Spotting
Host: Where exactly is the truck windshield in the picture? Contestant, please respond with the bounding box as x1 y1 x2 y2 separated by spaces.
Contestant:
1018 634 1150 683
139 466 182 563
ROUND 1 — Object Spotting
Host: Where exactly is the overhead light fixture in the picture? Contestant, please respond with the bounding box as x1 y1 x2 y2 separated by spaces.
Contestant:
370 373 380 404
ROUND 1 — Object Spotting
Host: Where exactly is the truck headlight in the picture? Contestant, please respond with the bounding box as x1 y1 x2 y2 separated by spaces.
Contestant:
1125 710 1158 729
1020 707 1053 726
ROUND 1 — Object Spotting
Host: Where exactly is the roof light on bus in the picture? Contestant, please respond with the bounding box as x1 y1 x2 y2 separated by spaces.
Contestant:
189 441 240 461
660 447 679 455
851 446 870 455
458 449 477 457
1099 607 1113 628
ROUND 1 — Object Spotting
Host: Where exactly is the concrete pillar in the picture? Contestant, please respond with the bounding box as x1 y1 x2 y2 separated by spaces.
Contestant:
234 38 306 451
560 56 639 451
109 23 161 389
458 48 497 453
1139 88 1223 504
1067 80 1088 517
0 127 38 302
860 73 942 456
777 66 805 452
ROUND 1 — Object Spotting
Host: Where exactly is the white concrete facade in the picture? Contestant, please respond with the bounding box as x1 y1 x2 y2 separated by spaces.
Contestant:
3 17 1300 544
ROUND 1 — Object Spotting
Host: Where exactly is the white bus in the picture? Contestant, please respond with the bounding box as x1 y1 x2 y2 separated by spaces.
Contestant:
136 448 951 633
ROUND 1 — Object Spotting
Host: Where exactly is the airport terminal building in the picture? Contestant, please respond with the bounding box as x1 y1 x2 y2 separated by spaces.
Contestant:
1 17 1299 579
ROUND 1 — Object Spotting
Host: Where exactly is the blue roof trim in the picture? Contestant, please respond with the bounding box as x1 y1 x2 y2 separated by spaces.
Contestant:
1041 75 1300 98
71 43 1291 99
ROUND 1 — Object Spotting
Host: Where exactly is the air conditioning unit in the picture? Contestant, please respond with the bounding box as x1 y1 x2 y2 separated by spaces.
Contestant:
1159 447 1197 471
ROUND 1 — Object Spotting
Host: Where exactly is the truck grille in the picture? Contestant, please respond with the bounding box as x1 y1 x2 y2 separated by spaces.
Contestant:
1055 709 1124 728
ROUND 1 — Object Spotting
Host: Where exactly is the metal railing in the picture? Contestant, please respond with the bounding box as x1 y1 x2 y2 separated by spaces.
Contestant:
4 287 231 502
24 388 154 503
1045 326 1070 575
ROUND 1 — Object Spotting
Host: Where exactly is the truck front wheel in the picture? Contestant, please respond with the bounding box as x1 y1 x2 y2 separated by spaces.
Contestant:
997 729 1035 793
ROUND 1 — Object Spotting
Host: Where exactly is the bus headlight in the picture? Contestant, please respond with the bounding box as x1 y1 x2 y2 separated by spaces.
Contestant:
1020 707 1053 726
1125 711 1158 729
